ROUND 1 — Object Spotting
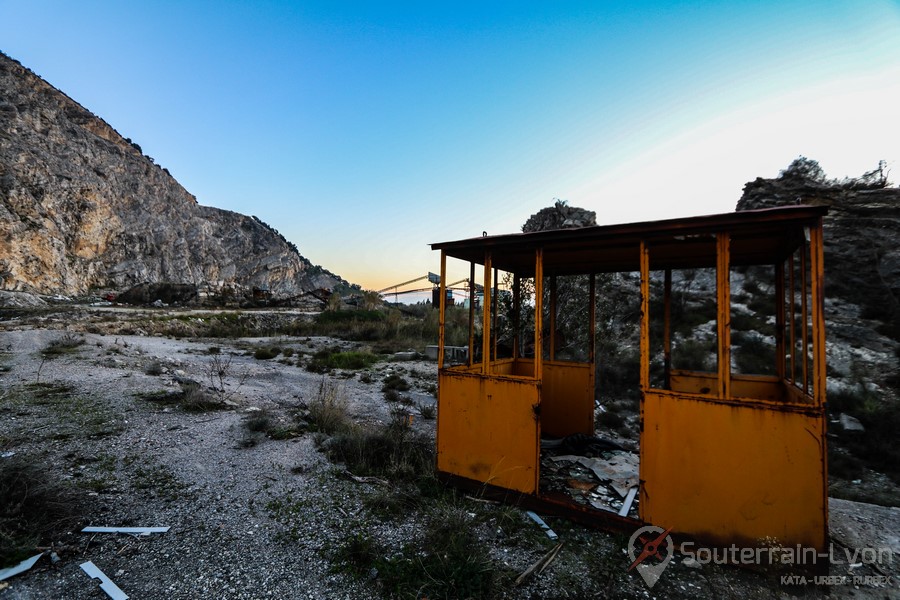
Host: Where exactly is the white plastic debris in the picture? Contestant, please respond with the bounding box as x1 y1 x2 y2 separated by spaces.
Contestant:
80 561 128 600
0 553 42 581
81 526 169 536
525 511 558 540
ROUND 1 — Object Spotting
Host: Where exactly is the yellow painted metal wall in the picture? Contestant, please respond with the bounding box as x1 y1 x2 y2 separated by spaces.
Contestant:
640 391 827 550
669 371 784 401
437 371 540 493
540 361 594 438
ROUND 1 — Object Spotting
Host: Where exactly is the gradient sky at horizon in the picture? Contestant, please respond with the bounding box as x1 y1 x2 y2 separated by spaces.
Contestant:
2 1 899 295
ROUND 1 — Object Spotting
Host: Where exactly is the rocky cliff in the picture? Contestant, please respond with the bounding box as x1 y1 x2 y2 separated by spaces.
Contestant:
737 160 900 390
0 52 345 299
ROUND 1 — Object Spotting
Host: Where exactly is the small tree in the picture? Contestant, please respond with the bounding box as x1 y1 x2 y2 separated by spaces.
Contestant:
325 292 342 312
779 157 826 184
361 290 382 311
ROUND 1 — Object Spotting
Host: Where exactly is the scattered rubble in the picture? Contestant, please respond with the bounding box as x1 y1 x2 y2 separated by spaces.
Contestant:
541 445 640 517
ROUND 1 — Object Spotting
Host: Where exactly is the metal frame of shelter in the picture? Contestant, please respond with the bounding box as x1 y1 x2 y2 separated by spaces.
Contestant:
431 205 828 551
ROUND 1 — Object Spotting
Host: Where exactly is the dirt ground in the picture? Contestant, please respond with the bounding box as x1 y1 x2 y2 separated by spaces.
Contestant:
0 307 897 599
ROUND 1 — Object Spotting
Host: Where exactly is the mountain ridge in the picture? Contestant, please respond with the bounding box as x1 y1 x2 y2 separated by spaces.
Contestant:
0 51 347 299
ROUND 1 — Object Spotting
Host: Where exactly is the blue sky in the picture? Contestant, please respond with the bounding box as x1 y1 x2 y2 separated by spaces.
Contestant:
2 1 899 293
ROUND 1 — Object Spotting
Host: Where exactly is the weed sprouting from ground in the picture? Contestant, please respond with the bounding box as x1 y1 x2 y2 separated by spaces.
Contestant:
323 416 433 481
178 383 226 412
417 402 436 420
204 353 248 403
240 409 302 444
307 379 351 434
254 346 281 360
307 348 380 373
10 383 123 440
39 333 84 358
381 374 410 393
145 360 165 376
244 410 273 433
0 456 82 565
127 460 188 502
332 501 499 599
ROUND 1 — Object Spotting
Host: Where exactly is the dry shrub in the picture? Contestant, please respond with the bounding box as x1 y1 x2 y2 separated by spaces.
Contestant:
39 333 84 358
324 416 433 482
179 384 225 412
307 379 351 435
0 456 82 564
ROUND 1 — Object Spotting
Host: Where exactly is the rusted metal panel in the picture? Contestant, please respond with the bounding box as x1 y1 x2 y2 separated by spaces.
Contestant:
436 371 540 494
716 232 731 400
775 261 785 379
639 241 650 391
789 252 796 385
669 371 785 401
468 261 476 366
641 390 827 550
540 361 594 438
490 358 535 377
534 249 544 381
810 220 826 407
482 254 492 375
549 275 557 359
438 251 447 369
809 220 829 535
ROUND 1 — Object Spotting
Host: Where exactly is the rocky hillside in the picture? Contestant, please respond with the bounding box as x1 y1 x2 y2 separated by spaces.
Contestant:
737 158 900 395
0 52 345 299
522 199 596 232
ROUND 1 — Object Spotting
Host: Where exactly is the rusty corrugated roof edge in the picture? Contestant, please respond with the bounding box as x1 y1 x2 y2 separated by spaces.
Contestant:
431 204 829 250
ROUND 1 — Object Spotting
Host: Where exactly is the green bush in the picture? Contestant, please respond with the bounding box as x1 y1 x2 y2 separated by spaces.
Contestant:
382 374 410 393
254 346 281 360
732 332 775 375
178 385 226 412
144 360 165 376
332 503 498 600
40 333 84 358
315 310 385 324
324 419 432 481
417 403 436 420
307 348 380 373
845 402 900 482
671 339 713 372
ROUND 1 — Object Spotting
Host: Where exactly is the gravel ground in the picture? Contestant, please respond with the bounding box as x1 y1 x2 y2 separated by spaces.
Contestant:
0 314 898 599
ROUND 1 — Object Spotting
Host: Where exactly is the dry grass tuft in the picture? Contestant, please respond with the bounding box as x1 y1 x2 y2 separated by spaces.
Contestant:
0 455 82 565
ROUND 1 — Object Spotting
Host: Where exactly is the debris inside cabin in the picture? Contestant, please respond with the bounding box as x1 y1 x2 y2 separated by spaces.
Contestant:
541 446 640 517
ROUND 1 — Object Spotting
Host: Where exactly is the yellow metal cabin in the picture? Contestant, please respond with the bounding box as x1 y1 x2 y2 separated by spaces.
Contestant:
431 205 828 552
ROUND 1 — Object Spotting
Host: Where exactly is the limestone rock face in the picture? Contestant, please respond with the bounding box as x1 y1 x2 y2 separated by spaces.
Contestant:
737 169 900 392
0 52 344 298
738 174 900 332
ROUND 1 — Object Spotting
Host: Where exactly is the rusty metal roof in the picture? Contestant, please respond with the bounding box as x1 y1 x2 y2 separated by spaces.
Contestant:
431 205 828 275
